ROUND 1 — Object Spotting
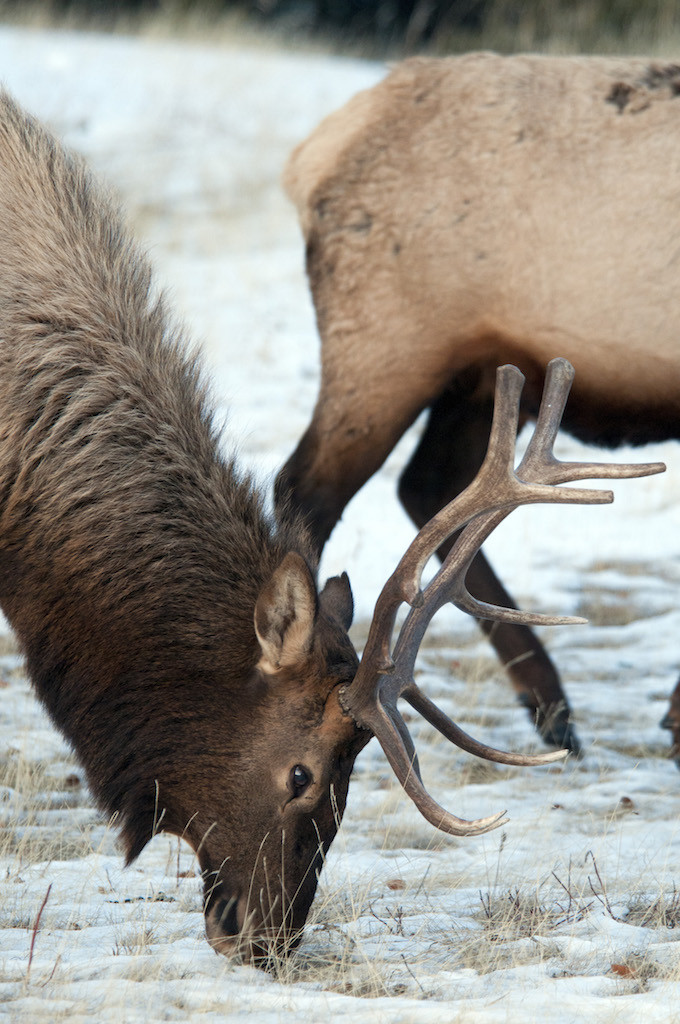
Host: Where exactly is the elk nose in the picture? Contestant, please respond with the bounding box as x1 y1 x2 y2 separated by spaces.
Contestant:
204 895 244 957
204 897 304 964
211 898 240 936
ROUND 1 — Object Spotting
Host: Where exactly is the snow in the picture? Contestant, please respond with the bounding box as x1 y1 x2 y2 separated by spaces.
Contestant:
0 21 679 1023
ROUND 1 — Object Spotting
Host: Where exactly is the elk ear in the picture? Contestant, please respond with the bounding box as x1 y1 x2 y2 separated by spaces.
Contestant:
320 572 354 631
254 552 318 673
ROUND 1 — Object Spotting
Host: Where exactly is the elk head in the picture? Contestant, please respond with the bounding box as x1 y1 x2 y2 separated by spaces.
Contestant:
197 554 370 962
200 358 663 963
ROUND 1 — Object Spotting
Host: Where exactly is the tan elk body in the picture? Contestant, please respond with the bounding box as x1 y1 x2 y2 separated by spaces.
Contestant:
277 53 680 755
0 87 660 964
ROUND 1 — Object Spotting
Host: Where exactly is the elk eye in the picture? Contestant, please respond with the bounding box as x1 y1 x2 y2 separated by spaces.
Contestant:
290 764 311 797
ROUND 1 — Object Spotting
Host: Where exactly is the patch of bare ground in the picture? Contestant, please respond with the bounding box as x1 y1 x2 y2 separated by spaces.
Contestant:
608 741 670 760
456 760 515 786
574 590 670 628
586 558 680 583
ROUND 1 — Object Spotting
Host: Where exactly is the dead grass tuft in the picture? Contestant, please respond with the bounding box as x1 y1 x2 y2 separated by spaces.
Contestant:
0 754 100 867
457 761 513 786
113 925 157 957
478 887 555 940
610 952 663 993
625 888 680 930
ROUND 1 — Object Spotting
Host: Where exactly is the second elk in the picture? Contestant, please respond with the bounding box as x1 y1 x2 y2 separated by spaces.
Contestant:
276 52 680 757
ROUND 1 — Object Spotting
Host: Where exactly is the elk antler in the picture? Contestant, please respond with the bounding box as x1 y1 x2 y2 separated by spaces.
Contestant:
340 358 666 837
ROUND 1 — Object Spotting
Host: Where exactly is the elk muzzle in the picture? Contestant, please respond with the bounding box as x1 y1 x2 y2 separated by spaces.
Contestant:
204 896 304 963
203 870 314 964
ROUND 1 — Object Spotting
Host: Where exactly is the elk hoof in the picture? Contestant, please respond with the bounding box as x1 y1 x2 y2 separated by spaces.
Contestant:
659 711 680 768
542 718 582 758
660 711 674 730
518 695 582 756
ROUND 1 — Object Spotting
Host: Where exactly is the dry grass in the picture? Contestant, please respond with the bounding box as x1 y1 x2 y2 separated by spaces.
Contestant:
625 888 680 929
0 754 103 868
112 925 157 957
608 952 665 993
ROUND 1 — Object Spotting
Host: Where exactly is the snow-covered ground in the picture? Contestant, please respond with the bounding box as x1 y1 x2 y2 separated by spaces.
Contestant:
0 22 680 1023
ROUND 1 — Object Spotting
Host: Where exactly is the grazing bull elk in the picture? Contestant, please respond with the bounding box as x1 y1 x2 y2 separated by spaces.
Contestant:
0 91 660 966
276 52 680 759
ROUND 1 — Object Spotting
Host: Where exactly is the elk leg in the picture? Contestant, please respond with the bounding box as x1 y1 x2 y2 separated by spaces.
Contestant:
275 336 442 558
660 678 680 766
275 417 381 558
397 373 581 754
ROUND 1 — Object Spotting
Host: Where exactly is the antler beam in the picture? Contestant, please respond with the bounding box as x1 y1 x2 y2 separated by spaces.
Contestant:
340 358 665 836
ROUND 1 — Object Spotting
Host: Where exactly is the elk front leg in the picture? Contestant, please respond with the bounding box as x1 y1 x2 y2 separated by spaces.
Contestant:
397 371 580 754
275 324 449 557
660 678 680 767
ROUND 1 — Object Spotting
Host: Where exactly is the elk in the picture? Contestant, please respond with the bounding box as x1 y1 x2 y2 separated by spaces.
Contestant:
0 91 660 967
276 52 680 760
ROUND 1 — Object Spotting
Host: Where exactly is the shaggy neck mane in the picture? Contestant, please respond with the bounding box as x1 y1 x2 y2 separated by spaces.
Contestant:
0 91 316 853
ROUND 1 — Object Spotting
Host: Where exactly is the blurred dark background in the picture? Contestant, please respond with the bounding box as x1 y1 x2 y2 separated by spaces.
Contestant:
2 0 678 55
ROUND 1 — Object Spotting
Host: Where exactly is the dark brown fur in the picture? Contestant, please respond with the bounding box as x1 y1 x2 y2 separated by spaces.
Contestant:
0 91 368 961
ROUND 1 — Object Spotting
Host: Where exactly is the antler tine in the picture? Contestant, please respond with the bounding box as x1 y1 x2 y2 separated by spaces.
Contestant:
346 362 614 717
403 682 567 766
341 358 665 839
346 365 530 719
416 358 664 626
520 358 666 485
412 508 589 629
370 365 526 616
359 699 508 836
